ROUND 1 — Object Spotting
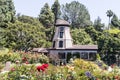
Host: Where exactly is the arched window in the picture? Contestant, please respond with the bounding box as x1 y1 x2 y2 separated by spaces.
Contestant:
59 41 63 48
60 27 64 32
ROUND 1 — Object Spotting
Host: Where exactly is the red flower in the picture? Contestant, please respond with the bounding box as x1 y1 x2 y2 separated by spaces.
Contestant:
36 64 49 72
40 66 45 71
15 60 20 64
11 68 15 71
25 61 29 64
37 65 45 72
42 64 48 69
115 76 119 79
22 57 27 61
37 66 40 71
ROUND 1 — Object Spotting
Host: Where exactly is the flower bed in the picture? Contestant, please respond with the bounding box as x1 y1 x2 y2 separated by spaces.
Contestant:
0 49 120 80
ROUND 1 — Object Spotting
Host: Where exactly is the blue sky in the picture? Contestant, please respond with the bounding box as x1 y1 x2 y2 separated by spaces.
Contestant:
13 0 120 25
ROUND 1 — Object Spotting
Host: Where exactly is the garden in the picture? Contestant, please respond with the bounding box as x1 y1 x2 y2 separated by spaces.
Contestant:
0 48 120 80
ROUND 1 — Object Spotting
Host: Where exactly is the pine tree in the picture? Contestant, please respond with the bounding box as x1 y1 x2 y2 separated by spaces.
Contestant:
38 3 54 28
0 0 16 28
51 0 61 23
94 17 104 32
62 1 92 28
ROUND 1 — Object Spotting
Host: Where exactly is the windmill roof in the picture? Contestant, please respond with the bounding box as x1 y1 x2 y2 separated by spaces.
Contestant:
55 19 70 26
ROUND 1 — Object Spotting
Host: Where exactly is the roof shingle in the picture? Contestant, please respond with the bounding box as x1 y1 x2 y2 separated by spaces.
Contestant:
67 45 98 50
55 19 70 26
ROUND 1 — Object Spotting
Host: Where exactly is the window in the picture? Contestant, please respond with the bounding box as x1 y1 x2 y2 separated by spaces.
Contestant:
60 27 64 32
59 41 63 48
58 52 65 59
60 32 63 38
59 27 64 38
53 41 55 48
80 52 88 59
89 52 96 60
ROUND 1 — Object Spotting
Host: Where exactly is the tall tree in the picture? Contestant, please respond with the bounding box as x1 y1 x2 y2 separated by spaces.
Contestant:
106 10 113 30
0 0 16 28
38 3 54 28
93 17 104 32
51 0 61 23
3 21 49 50
61 1 92 28
111 14 120 28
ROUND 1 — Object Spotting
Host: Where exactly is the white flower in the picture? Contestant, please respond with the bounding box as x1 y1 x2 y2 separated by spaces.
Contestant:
108 66 112 72
0 71 9 74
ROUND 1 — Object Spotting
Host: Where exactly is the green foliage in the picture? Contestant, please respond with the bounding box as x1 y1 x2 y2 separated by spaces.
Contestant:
62 1 92 28
3 21 48 50
39 3 54 28
96 54 101 60
1 14 52 50
45 27 54 41
93 17 104 32
85 26 100 44
108 28 120 35
106 10 113 18
0 58 120 80
71 29 93 45
98 30 120 54
27 53 49 64
0 48 49 64
111 14 120 28
17 14 43 27
7 64 36 80
0 0 15 28
51 0 61 22
0 27 6 46
0 62 4 72
0 50 21 63
97 30 120 65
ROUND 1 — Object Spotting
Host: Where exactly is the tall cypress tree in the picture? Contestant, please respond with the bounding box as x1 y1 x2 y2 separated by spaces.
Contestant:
51 0 61 23
0 0 16 28
38 3 54 28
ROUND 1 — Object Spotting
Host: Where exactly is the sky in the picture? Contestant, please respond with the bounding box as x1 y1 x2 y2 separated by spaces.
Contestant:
13 0 120 25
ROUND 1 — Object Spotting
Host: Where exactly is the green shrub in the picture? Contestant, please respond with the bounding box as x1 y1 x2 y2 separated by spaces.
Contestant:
0 50 21 63
21 53 49 64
